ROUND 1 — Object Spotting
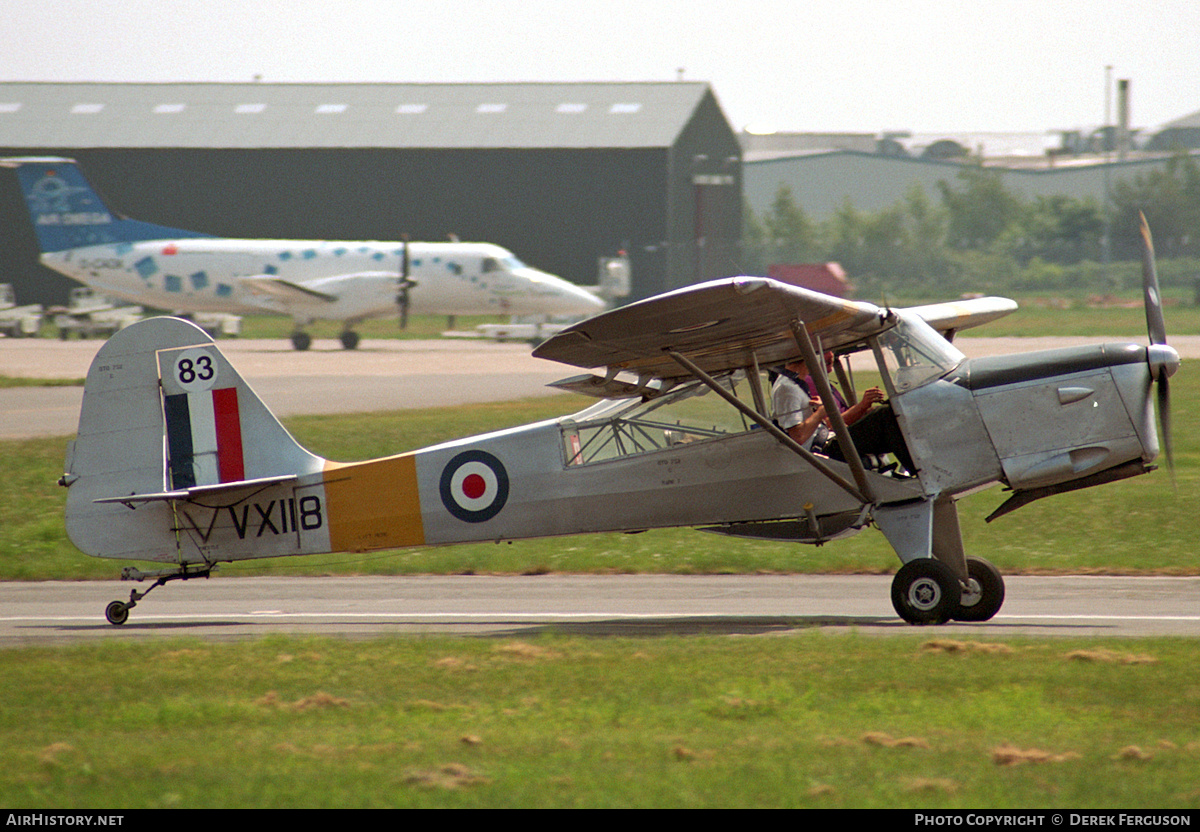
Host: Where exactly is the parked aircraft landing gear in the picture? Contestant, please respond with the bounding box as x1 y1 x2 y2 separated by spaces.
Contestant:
104 565 215 625
290 331 312 351
339 330 360 350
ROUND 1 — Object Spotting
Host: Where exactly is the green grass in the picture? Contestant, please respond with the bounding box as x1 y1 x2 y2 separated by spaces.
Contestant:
0 375 84 388
23 292 1200 348
225 312 513 342
224 295 1200 340
1 633 1197 808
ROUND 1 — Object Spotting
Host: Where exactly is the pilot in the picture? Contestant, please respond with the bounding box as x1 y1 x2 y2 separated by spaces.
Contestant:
770 357 828 451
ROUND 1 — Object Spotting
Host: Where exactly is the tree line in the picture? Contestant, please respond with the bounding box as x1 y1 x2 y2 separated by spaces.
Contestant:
741 152 1200 299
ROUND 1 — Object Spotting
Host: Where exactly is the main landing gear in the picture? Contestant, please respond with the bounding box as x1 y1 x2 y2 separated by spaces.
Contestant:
890 555 1005 625
104 565 215 626
288 330 362 350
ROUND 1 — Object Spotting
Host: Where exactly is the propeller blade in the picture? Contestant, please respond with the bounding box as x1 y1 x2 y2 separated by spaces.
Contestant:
1158 373 1174 481
398 236 412 330
1139 211 1167 346
1139 212 1177 484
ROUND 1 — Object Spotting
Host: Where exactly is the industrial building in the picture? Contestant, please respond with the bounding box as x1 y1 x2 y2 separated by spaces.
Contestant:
742 113 1200 222
0 81 743 306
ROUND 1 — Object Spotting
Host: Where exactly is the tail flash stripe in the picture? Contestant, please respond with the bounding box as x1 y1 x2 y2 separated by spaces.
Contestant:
163 393 196 489
212 387 244 483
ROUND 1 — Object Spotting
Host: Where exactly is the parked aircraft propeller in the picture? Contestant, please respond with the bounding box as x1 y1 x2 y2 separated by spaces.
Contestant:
1139 211 1179 477
397 236 418 329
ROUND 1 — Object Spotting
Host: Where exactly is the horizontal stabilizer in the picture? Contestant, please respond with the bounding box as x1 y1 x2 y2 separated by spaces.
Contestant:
93 474 299 507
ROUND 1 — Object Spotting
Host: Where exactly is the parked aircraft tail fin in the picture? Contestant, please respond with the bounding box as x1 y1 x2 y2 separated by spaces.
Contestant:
61 317 326 560
1 156 211 253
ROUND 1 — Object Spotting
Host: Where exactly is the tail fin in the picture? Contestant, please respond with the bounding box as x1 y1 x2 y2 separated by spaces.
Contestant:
63 317 326 561
1 156 210 253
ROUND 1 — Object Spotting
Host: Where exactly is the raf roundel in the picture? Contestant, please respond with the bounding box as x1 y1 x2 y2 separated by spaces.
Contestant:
439 450 509 523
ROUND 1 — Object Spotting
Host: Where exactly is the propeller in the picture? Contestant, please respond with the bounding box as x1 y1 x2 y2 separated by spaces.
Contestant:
396 235 418 329
1138 211 1179 477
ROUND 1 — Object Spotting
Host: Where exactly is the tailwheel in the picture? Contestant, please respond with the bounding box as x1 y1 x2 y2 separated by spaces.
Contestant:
891 558 960 625
105 600 130 626
953 556 1005 622
102 564 216 625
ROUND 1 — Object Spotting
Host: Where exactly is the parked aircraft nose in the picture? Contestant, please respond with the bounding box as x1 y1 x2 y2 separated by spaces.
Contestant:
519 268 606 316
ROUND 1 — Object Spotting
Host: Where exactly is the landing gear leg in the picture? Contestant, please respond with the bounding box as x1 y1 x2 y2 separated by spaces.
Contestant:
103 565 215 626
877 496 1006 625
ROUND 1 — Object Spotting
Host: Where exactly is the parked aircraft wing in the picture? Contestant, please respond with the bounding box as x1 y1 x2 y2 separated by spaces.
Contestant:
238 276 340 303
532 277 888 381
906 296 1018 340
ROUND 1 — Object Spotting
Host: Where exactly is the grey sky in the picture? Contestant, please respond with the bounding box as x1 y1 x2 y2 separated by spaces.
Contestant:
3 0 1197 134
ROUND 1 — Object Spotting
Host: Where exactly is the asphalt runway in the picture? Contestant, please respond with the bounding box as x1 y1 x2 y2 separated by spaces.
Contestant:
2 334 1198 440
2 574 1198 645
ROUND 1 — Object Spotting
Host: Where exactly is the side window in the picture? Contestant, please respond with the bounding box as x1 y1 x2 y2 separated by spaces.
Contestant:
560 373 764 466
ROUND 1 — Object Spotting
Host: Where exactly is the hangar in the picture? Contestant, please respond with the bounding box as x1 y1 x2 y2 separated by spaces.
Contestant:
0 81 742 306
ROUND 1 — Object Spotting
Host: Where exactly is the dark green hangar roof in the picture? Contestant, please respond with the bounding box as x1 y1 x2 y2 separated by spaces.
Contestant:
0 81 723 149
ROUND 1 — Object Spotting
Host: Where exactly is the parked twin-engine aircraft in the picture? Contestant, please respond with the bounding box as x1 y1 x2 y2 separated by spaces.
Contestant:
2 157 603 350
61 216 1176 626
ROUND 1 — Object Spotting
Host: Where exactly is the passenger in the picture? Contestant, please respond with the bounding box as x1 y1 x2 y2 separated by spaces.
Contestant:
770 358 828 451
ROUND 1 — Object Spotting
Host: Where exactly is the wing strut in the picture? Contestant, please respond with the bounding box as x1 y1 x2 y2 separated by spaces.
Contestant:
788 320 877 504
665 350 871 505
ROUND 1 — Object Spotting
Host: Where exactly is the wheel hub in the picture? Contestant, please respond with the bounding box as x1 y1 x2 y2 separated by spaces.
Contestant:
908 578 943 611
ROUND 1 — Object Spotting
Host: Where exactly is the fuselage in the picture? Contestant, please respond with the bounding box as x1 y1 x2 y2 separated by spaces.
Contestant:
42 238 603 322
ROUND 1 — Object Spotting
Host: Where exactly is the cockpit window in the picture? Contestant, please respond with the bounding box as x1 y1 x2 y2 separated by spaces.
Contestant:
872 311 965 394
483 255 527 273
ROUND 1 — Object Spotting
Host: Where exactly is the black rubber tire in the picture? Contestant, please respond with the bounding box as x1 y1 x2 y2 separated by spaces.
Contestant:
891 558 960 625
953 556 1006 622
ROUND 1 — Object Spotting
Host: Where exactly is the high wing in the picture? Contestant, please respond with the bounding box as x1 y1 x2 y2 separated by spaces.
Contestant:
906 296 1019 341
532 277 889 382
533 277 1018 384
